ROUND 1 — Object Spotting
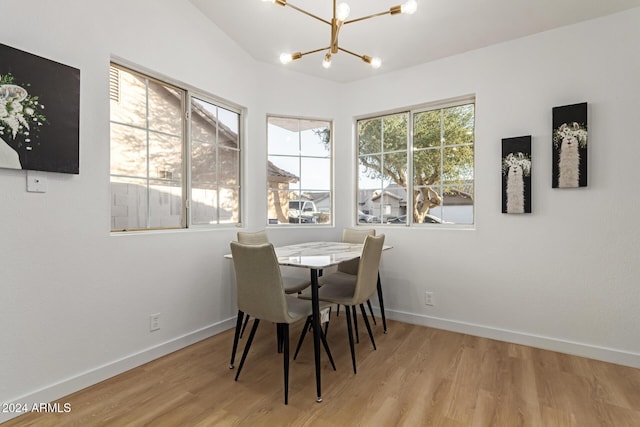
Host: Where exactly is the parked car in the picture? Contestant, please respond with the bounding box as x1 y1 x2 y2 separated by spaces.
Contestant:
386 214 449 224
423 214 448 224
386 215 407 224
358 210 379 223
289 200 318 224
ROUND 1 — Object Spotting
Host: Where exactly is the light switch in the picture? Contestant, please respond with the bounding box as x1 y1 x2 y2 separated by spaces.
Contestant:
26 170 47 193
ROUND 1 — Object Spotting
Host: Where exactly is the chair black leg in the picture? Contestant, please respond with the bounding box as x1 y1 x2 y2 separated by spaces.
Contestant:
283 323 290 405
277 324 284 353
366 299 377 325
229 310 244 369
293 315 335 370
344 306 357 374
359 304 377 351
351 305 359 344
240 314 250 338
235 319 260 381
377 273 387 334
293 316 312 360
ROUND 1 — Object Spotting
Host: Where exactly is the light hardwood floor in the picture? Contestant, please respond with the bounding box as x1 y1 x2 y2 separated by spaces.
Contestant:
4 315 640 426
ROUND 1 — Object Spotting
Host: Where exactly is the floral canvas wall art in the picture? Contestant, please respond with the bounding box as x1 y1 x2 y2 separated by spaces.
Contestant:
0 44 80 174
552 102 587 188
502 136 532 214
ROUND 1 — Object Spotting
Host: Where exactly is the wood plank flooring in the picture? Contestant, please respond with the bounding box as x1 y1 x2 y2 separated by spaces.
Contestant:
4 314 640 426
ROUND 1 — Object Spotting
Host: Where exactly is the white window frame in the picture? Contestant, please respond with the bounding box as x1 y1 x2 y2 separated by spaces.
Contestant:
109 60 243 232
266 115 333 227
355 95 475 227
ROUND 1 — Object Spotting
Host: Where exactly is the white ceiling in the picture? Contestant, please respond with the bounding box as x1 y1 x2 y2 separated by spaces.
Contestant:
190 0 640 83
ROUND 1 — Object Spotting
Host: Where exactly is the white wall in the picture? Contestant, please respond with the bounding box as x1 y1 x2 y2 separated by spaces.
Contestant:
0 0 339 421
341 8 640 367
1 0 639 421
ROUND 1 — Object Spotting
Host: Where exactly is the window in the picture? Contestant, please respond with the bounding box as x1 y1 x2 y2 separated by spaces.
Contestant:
266 116 332 225
357 98 474 225
109 63 241 231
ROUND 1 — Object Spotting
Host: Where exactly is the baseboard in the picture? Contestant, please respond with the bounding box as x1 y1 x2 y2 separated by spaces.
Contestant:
378 308 640 369
0 318 235 424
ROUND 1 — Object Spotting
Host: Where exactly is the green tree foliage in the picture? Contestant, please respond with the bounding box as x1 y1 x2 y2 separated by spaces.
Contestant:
358 104 474 223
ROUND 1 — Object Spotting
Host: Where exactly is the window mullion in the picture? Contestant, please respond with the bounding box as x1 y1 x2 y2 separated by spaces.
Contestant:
145 78 151 229
380 118 385 219
440 108 445 203
215 107 220 224
298 121 302 197
183 93 190 228
407 112 414 226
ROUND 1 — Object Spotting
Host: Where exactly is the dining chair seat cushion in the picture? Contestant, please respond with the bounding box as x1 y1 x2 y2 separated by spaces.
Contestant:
285 294 317 320
300 271 360 306
282 271 312 294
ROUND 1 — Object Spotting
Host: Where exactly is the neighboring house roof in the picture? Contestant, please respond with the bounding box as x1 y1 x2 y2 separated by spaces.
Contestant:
306 191 330 203
268 161 298 183
371 189 404 202
190 98 238 147
383 184 408 201
444 188 473 205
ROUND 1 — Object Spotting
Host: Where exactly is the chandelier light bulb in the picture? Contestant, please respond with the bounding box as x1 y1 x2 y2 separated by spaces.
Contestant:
322 53 332 68
362 55 382 68
336 2 351 21
280 53 293 64
401 0 418 15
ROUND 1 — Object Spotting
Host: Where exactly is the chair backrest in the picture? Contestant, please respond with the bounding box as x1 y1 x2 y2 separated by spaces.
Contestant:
229 241 291 324
352 234 385 304
338 228 376 275
237 230 269 245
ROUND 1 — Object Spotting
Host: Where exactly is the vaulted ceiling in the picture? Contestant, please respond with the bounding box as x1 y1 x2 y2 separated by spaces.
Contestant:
191 0 640 83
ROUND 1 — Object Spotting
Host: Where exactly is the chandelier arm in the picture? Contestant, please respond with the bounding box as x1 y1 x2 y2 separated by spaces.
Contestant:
300 47 332 57
343 10 391 25
285 3 332 25
337 47 365 60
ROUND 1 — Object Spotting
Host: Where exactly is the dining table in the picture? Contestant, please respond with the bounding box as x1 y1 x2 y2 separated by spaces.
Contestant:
228 240 391 403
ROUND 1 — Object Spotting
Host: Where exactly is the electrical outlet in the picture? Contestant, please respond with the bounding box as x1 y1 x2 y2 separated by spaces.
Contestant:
425 291 435 306
149 313 160 331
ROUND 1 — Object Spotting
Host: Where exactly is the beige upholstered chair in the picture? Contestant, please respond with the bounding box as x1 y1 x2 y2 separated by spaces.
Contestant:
338 228 376 275
230 231 312 370
301 234 385 374
338 228 376 330
229 241 334 404
337 228 389 336
237 231 310 294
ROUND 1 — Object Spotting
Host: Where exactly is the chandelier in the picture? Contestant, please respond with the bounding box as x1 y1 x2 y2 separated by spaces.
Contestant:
262 0 418 69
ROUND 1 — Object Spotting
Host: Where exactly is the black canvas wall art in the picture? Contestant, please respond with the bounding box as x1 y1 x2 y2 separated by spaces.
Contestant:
552 102 587 188
0 44 80 174
502 136 532 214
